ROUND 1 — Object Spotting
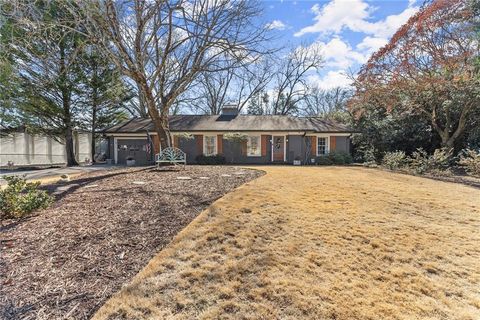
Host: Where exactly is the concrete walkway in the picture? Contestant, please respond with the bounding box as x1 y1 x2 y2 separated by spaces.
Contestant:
0 165 115 185
93 166 480 320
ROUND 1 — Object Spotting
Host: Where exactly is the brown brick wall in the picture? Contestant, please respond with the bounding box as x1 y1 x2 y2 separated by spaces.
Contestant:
261 135 268 157
330 136 336 152
173 135 179 148
217 135 223 154
152 135 160 154
310 136 316 156
195 135 203 155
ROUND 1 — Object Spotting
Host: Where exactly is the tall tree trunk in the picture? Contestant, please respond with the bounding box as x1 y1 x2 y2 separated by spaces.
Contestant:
433 110 468 151
62 89 78 166
65 125 78 166
91 64 98 163
141 83 172 150
151 113 172 149
60 39 78 166
137 83 148 118
91 104 97 163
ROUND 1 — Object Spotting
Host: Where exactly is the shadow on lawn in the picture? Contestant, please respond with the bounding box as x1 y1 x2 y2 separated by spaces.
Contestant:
1 167 150 232
42 167 155 202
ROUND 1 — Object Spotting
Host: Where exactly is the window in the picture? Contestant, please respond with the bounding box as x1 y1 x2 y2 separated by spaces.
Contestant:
204 135 217 156
247 136 261 157
317 137 328 155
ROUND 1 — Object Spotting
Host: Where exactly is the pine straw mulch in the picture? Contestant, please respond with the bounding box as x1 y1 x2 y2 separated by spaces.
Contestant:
0 165 263 320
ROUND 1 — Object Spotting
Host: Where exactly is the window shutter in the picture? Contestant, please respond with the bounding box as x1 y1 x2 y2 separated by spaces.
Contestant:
173 135 179 148
195 135 203 154
310 136 316 156
330 136 336 152
241 140 247 155
152 135 160 154
261 135 268 157
217 135 223 154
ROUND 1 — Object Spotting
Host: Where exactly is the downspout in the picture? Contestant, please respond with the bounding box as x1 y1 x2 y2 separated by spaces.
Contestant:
303 132 310 165
146 130 154 163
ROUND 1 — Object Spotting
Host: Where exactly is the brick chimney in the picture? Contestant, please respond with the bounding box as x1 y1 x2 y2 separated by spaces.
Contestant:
220 103 239 116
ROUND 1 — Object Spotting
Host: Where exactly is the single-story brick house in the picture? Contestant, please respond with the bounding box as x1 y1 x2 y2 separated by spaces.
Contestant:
104 108 355 165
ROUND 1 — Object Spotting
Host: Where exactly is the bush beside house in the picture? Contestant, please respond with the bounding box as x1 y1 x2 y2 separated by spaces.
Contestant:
195 154 227 165
315 151 353 166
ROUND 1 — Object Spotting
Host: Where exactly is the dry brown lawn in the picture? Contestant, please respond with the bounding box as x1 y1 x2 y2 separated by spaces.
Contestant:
1 166 262 319
94 166 480 320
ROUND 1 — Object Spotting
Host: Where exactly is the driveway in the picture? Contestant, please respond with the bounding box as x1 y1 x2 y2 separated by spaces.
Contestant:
0 165 114 185
92 166 480 320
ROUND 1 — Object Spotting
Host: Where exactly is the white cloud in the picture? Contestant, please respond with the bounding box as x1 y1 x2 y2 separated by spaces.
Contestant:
294 0 418 39
295 0 370 37
307 71 352 89
293 0 419 90
304 37 366 70
369 7 418 38
266 20 287 31
356 36 388 55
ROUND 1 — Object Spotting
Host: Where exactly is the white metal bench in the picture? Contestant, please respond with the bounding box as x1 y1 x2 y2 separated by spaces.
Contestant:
155 147 186 168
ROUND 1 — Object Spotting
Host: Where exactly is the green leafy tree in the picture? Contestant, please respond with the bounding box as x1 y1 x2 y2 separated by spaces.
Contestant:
79 47 131 161
0 13 20 130
1 2 86 165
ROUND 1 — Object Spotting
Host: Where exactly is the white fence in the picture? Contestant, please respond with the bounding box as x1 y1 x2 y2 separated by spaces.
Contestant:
0 132 92 167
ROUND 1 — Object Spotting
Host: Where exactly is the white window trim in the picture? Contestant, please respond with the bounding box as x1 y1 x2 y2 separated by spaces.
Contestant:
316 136 330 156
247 135 262 157
203 135 217 156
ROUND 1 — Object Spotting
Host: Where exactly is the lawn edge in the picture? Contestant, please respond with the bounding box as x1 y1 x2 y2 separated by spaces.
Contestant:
357 165 480 190
91 166 266 319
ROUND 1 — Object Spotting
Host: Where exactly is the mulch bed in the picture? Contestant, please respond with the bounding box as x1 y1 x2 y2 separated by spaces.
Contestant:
0 166 263 320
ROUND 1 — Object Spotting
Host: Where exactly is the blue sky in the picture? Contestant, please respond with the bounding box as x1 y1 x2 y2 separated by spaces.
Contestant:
261 0 419 88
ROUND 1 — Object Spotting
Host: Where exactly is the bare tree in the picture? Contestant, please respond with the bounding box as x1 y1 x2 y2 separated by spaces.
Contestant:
302 86 352 118
189 60 272 114
270 44 323 115
77 0 271 148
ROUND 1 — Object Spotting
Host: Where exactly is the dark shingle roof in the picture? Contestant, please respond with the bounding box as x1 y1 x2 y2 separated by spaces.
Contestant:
105 115 354 133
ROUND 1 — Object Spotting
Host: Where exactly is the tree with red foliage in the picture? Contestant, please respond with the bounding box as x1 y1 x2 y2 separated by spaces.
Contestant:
351 0 479 150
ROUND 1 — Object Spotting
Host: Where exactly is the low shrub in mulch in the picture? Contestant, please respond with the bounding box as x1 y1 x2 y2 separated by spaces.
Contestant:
0 175 53 219
0 166 263 320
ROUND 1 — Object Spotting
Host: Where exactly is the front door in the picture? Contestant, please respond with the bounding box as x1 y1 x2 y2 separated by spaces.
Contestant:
272 136 284 162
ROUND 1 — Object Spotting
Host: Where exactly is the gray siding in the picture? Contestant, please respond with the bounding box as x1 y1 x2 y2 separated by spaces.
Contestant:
178 137 198 164
108 138 114 160
335 136 350 153
107 134 350 165
286 135 305 163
